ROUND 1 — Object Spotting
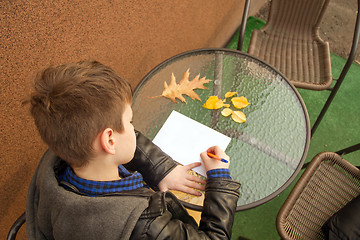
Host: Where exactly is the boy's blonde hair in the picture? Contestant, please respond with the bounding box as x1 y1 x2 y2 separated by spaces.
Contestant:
29 60 133 167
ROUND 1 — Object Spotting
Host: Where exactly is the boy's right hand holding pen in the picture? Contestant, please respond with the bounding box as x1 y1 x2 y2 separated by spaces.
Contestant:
200 146 230 172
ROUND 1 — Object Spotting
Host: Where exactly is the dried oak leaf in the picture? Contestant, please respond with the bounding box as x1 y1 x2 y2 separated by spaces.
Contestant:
155 69 211 103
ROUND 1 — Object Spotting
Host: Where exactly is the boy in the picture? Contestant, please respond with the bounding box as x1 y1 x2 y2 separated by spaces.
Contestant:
26 60 240 239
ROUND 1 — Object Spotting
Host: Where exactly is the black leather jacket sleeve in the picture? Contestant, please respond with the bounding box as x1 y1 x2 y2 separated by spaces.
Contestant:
198 178 240 239
124 131 177 190
131 178 240 240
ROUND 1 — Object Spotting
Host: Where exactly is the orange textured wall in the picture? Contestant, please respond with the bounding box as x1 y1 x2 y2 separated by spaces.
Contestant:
1 0 263 238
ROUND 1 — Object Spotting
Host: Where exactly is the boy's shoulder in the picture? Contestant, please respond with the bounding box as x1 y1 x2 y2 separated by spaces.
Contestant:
27 149 154 240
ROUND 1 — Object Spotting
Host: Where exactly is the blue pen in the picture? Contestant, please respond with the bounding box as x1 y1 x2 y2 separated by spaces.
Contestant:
207 152 229 163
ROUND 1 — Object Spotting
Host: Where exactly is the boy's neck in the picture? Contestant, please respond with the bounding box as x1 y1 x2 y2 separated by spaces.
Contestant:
72 156 121 182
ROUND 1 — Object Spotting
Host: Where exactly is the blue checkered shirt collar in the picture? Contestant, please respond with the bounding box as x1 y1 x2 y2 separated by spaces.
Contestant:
60 164 144 197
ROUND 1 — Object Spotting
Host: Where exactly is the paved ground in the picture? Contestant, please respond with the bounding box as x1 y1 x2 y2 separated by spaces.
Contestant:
255 0 360 64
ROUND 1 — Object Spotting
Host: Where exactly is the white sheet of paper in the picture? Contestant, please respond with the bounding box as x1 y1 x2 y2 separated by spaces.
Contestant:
153 111 232 177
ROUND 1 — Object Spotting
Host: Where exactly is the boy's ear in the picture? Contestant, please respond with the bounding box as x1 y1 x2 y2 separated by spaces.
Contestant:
99 128 116 155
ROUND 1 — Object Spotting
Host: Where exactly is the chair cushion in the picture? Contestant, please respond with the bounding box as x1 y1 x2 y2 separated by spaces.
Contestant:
322 194 360 239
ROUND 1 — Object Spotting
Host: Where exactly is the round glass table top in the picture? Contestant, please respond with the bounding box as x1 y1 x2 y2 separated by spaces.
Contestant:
132 48 310 211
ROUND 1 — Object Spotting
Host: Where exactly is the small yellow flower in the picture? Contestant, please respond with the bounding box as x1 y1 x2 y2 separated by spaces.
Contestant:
231 96 249 109
221 108 233 117
231 111 247 123
203 96 224 109
203 93 249 124
224 91 238 99
223 103 231 108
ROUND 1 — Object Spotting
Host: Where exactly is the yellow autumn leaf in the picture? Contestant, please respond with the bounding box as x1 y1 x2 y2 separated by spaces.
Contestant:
231 111 247 123
203 96 224 109
231 96 249 109
224 91 237 98
221 108 233 117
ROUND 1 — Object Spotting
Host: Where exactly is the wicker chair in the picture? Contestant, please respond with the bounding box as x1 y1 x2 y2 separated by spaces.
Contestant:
238 0 360 136
276 152 360 239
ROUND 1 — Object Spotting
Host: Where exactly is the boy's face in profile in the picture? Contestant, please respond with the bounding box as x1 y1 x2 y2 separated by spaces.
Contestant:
113 103 136 165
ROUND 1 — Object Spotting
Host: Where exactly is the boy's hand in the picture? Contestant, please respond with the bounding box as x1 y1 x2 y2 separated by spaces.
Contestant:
200 146 230 172
158 162 206 196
